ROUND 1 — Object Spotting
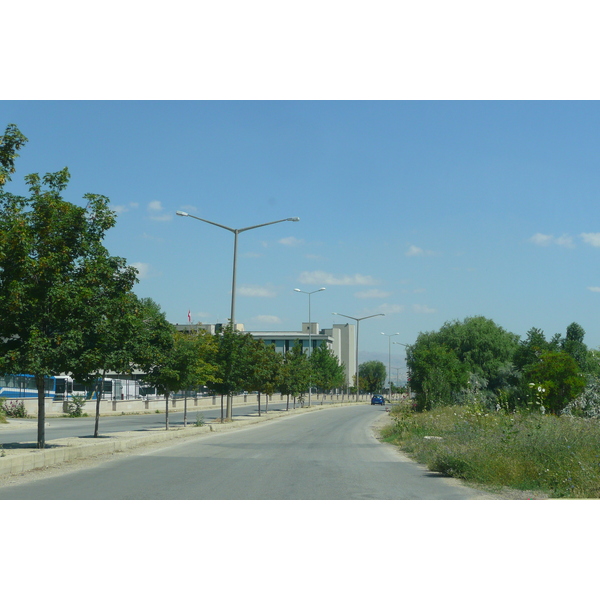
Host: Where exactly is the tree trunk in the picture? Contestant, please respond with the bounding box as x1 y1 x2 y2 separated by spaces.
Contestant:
183 391 187 427
165 393 169 430
93 370 106 438
220 394 224 422
257 391 261 417
286 394 290 411
266 394 269 413
35 374 46 449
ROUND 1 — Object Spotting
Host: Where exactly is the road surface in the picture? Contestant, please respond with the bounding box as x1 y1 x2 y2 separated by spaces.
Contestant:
0 405 492 500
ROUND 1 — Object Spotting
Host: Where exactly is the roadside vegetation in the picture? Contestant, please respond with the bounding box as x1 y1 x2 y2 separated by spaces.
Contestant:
381 316 600 498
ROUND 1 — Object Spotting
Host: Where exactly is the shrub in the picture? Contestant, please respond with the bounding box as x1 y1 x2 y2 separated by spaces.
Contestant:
66 395 86 417
2 399 28 418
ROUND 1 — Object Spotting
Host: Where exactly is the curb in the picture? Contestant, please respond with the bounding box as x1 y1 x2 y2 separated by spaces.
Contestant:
0 402 368 478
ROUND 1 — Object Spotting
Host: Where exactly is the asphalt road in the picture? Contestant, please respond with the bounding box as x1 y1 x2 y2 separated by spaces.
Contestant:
0 405 491 499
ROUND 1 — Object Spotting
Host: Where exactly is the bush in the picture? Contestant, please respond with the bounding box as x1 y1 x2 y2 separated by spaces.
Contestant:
1 399 28 418
66 395 86 417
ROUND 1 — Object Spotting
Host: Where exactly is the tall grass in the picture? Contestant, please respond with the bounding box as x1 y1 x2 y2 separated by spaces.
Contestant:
381 404 600 498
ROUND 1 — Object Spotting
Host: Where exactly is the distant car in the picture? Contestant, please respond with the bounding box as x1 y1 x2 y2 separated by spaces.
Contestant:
371 395 385 405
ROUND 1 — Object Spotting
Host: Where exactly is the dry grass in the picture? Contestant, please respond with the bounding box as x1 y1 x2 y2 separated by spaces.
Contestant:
381 404 600 498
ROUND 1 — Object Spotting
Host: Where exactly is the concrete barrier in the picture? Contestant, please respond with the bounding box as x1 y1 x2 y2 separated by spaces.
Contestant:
5 391 368 417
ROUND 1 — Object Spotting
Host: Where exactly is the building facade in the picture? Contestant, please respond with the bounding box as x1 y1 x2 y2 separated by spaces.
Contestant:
173 321 356 387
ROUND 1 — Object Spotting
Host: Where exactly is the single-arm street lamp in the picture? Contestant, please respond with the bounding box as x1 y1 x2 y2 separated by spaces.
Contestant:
294 288 326 407
332 312 384 402
176 210 299 419
381 332 400 400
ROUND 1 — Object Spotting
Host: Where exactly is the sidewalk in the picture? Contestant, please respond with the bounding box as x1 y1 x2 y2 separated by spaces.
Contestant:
0 403 368 479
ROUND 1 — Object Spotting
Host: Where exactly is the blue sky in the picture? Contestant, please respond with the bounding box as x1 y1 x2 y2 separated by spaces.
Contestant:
3 100 600 377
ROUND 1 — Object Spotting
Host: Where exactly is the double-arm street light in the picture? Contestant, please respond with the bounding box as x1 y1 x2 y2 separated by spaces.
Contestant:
176 210 299 420
294 287 326 407
332 312 385 402
381 332 400 400
176 211 300 327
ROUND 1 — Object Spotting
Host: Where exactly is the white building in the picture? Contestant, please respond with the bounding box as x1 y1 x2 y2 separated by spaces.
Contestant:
173 321 356 387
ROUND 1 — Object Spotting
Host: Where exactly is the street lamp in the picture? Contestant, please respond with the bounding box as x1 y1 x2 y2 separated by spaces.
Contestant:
294 287 326 407
332 312 385 402
394 341 410 397
381 332 400 400
176 210 299 419
176 211 299 325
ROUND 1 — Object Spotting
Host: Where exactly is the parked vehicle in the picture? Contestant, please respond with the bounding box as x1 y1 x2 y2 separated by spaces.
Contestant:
371 395 385 405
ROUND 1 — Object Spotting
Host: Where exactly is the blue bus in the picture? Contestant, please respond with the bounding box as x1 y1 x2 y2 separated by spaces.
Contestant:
0 374 73 400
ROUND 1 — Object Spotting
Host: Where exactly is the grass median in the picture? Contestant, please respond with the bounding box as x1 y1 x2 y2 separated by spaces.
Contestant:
380 403 600 498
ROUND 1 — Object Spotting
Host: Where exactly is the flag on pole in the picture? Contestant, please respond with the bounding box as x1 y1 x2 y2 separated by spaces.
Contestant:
188 310 191 323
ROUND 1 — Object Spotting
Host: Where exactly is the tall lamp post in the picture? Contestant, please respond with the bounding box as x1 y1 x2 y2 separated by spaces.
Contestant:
394 341 410 397
381 332 400 400
294 287 326 407
332 312 385 402
176 210 299 419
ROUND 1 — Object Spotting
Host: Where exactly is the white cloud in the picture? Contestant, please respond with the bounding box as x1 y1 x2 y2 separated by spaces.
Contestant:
238 285 276 297
588 287 600 293
375 303 405 315
406 245 435 257
581 233 600 247
354 289 392 299
279 236 304 247
530 233 574 248
253 315 283 324
131 262 151 280
298 270 379 286
412 304 437 314
147 200 172 221
150 213 173 222
113 205 128 214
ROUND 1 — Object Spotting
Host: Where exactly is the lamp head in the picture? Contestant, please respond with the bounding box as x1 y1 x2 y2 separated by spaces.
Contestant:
176 211 189 217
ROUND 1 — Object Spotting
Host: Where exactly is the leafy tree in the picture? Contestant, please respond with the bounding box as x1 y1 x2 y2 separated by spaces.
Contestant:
133 299 177 428
358 360 387 394
0 124 28 187
407 338 468 411
525 351 586 415
207 324 255 420
278 341 311 408
72 290 141 437
561 322 590 372
0 125 137 447
309 342 345 396
245 339 282 415
435 316 519 391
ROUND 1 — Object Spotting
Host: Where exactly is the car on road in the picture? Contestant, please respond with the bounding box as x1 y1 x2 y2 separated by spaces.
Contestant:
371 395 385 405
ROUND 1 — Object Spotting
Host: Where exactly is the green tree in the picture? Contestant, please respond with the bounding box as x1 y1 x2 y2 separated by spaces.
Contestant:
525 350 586 415
309 342 345 396
245 339 282 415
358 360 387 394
207 324 255 421
435 316 519 391
134 299 177 428
407 338 468 411
561 322 590 372
0 125 137 447
278 341 311 408
72 290 141 437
